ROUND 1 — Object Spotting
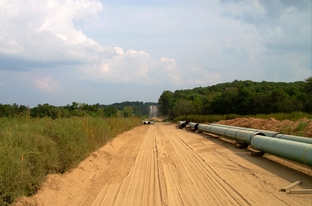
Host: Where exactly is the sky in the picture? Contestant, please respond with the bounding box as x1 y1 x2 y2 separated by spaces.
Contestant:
0 0 311 107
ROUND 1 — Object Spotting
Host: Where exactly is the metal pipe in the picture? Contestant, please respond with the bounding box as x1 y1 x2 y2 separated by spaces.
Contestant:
274 134 312 144
251 135 312 166
211 123 312 143
235 130 264 144
189 122 199 130
198 124 211 132
211 123 281 137
223 128 265 142
190 123 312 166
209 126 228 137
179 121 188 129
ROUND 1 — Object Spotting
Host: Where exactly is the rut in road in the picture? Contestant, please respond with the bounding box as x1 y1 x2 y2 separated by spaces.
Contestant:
84 125 250 206
157 126 250 205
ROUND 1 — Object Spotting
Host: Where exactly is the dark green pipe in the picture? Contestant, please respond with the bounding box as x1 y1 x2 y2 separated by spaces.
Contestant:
211 123 280 137
198 124 211 132
251 135 312 166
274 134 312 144
211 123 311 143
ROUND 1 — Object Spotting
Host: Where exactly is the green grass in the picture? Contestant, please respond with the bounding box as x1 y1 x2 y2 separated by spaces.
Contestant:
0 116 141 205
252 112 312 121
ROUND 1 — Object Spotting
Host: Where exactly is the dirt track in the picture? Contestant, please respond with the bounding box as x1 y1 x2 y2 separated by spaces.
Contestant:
15 123 312 206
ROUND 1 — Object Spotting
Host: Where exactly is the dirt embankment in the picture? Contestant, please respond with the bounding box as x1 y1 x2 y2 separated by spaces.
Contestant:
13 119 312 206
217 117 312 137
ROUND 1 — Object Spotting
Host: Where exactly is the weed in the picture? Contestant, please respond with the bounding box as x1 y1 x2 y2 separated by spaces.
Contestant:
0 116 141 205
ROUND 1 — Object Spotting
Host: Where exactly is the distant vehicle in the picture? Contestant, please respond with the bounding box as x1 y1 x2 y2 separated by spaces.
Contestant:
142 121 155 125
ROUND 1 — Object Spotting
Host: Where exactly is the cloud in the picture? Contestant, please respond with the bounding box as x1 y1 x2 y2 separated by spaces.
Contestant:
219 0 311 81
0 0 194 87
80 49 187 86
0 0 109 71
35 76 61 93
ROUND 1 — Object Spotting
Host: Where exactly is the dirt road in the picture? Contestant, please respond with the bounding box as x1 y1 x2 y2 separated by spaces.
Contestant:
15 123 312 205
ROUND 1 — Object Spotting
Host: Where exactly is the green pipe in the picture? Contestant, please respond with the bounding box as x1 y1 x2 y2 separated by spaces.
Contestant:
209 126 227 137
212 123 312 143
199 124 262 143
193 123 312 166
224 128 239 140
274 134 312 144
250 135 312 166
235 130 264 144
198 124 211 132
211 123 280 137
224 128 264 142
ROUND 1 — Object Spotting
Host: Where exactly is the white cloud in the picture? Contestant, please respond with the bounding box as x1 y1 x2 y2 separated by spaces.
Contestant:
221 0 265 18
35 77 61 93
114 47 124 55
0 0 107 69
79 49 195 86
187 67 221 85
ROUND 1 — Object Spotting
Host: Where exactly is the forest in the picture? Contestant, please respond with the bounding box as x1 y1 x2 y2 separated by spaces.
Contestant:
0 101 157 119
158 78 312 119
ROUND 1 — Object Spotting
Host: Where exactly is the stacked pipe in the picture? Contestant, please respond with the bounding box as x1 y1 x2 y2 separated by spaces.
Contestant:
188 122 312 166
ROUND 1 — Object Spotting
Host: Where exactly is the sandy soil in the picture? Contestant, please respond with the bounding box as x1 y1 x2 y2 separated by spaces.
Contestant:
14 122 312 206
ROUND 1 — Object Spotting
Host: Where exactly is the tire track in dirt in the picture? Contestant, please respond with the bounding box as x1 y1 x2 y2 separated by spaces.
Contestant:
157 126 250 205
89 125 163 206
80 127 146 206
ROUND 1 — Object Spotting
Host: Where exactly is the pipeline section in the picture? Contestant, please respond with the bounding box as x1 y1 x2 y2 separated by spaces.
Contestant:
179 121 189 129
210 123 312 144
188 122 312 166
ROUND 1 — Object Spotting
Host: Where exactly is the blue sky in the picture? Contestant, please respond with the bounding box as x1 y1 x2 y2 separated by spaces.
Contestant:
0 0 311 107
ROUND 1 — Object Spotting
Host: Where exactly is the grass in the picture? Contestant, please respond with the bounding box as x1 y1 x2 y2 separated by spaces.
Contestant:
0 116 141 205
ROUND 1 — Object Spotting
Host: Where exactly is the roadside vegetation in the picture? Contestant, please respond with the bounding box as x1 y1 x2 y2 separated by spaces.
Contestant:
0 115 141 205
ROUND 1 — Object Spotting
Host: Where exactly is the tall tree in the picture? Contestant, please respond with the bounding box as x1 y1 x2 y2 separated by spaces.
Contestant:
158 91 173 116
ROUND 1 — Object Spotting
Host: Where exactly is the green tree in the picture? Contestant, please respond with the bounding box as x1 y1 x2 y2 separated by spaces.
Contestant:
104 106 117 117
123 106 134 117
173 99 196 116
158 91 173 116
304 77 312 113
236 87 254 115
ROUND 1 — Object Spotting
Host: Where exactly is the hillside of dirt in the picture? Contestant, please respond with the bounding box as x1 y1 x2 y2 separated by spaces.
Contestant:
13 118 312 206
217 117 312 137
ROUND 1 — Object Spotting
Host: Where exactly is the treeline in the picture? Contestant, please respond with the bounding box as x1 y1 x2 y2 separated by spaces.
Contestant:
0 101 157 119
158 78 312 119
100 101 157 117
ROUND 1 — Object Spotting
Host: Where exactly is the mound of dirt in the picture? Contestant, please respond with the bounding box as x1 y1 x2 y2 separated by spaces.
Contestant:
217 118 312 137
